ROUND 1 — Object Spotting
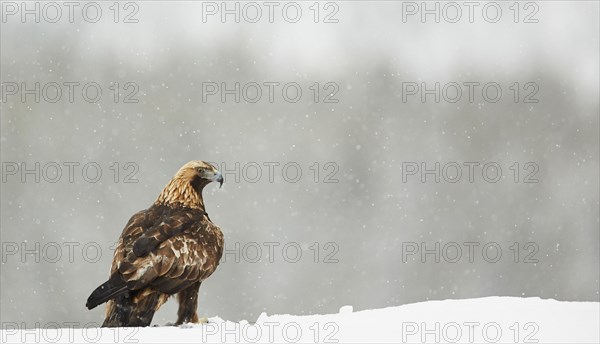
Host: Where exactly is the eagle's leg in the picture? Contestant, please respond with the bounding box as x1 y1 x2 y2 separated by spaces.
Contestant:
102 293 133 327
124 290 166 327
175 281 202 325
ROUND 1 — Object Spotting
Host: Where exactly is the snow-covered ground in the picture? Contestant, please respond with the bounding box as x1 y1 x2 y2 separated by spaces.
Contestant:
2 297 598 343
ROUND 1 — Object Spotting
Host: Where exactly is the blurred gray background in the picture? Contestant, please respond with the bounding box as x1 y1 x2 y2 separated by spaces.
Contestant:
1 1 598 327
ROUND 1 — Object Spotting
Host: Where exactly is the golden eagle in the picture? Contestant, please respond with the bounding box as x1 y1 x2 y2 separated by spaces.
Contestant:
86 160 224 327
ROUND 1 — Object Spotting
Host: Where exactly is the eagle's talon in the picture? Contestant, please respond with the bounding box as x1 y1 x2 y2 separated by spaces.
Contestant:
175 316 209 327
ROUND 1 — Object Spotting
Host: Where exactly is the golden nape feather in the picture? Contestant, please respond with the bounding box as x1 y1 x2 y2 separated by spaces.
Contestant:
86 160 224 327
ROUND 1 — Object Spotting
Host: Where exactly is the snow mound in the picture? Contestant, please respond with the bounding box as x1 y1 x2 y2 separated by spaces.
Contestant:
1 297 598 343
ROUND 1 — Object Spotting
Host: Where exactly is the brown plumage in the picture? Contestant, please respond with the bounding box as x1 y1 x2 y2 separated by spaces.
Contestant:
86 160 224 327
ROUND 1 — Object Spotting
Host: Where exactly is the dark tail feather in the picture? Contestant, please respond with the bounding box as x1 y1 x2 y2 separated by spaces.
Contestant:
86 273 128 310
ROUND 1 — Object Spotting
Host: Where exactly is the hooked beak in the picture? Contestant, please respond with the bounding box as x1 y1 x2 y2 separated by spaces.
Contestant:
212 171 224 188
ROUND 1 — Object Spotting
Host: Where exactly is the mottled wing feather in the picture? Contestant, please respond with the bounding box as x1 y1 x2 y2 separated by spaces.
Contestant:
158 229 220 280
131 210 203 257
110 205 224 295
110 209 152 274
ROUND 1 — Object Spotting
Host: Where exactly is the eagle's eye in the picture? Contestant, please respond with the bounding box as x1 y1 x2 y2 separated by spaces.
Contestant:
198 168 212 179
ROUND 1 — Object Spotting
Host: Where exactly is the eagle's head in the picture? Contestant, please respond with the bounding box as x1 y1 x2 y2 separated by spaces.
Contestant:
156 160 223 209
175 160 224 190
